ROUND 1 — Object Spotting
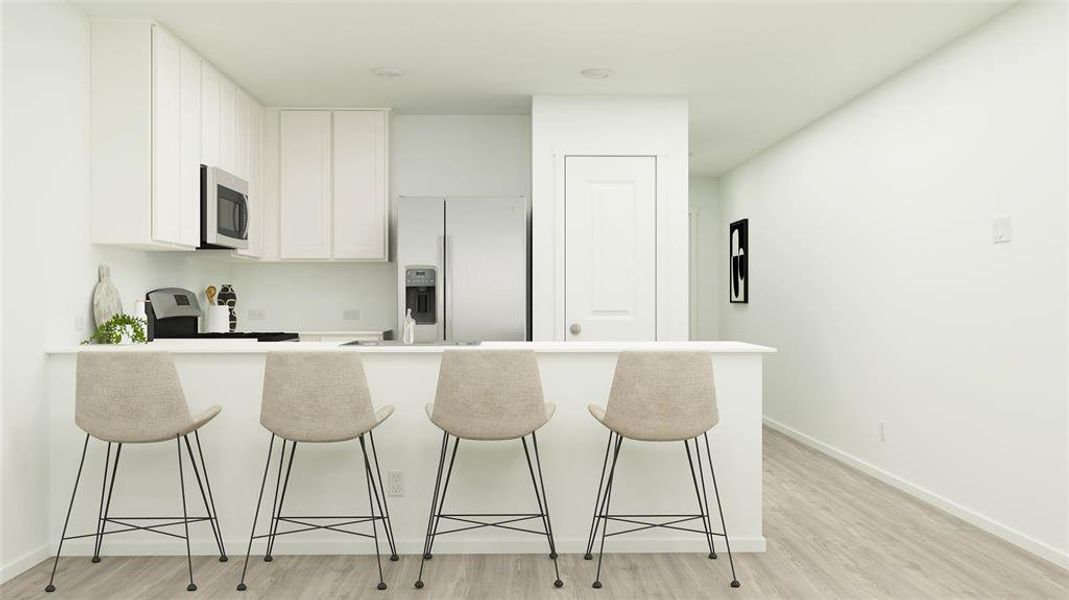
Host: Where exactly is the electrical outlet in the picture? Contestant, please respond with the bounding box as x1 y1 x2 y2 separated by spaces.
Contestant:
248 308 266 321
73 315 86 332
879 421 886 443
387 470 404 497
342 308 361 321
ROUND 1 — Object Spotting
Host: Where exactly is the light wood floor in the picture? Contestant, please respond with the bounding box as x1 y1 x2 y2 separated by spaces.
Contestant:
4 428 1068 599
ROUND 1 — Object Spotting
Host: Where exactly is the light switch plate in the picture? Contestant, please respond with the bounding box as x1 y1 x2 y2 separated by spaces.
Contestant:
992 216 1012 244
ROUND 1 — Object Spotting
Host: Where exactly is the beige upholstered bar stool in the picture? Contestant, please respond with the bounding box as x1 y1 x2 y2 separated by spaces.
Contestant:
584 351 740 590
414 350 563 589
236 352 397 593
47 352 226 594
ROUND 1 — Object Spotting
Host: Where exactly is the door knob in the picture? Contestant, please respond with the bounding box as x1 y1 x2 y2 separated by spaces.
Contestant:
569 323 582 335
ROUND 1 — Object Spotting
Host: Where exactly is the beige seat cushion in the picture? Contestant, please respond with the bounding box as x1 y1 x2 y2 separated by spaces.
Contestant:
260 352 392 442
76 351 219 443
591 351 719 442
429 350 554 440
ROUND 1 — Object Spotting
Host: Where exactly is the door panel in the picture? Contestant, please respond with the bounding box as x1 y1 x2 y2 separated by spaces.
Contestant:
151 26 181 245
279 110 332 259
445 197 527 342
333 110 388 260
396 197 445 341
201 65 220 166
178 45 201 248
565 156 656 341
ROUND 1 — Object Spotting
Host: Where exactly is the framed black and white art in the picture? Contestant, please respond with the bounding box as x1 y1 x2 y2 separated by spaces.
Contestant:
729 219 748 303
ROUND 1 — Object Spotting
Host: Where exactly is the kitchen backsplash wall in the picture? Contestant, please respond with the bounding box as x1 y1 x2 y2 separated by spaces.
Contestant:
228 261 396 332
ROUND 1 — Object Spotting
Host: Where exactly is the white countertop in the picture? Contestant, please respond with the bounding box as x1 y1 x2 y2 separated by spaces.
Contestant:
47 340 775 354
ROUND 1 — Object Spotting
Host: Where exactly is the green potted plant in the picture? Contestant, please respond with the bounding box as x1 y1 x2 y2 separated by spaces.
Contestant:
82 314 148 345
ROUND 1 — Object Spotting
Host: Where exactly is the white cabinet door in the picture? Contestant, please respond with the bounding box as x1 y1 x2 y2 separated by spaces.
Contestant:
236 100 264 258
200 64 220 167
564 156 657 341
178 44 202 248
219 76 237 174
332 110 388 260
279 110 332 259
151 26 182 245
235 89 250 180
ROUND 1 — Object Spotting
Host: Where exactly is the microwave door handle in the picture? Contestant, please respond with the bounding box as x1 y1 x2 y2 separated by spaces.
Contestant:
240 195 249 237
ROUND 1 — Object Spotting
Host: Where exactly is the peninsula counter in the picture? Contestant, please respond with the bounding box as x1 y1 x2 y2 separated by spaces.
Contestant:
44 341 773 557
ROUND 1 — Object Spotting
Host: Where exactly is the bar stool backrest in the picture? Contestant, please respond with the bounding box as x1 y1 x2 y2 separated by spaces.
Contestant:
76 351 193 443
260 351 378 442
432 350 547 440
604 351 719 442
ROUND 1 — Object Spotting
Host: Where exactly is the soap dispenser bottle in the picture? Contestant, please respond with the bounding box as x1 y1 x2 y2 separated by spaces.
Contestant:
402 308 416 344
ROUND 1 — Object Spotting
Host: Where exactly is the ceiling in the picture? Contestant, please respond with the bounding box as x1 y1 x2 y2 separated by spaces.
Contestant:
75 1 1013 176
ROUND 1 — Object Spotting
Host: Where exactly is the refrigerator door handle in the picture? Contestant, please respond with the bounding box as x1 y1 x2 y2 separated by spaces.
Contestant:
444 234 454 341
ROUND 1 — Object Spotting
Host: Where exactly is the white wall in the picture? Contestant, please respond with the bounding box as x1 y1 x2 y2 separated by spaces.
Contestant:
0 3 230 582
530 95 690 341
231 114 531 333
689 177 720 340
718 2 1069 567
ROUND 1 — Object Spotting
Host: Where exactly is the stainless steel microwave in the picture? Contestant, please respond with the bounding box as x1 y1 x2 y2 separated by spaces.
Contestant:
200 165 249 250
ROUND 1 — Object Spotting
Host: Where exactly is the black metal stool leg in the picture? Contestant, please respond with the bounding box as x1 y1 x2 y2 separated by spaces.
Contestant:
359 436 388 590
94 443 122 562
415 432 449 589
184 436 227 562
265 441 297 561
192 431 228 561
237 434 276 591
368 430 399 561
703 433 740 588
425 436 459 560
91 442 113 563
584 431 615 560
686 438 717 559
592 434 623 589
529 432 563 587
263 440 288 562
589 434 623 562
176 437 196 592
45 434 90 593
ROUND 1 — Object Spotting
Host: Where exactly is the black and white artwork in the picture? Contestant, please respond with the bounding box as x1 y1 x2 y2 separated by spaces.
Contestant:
729 219 748 303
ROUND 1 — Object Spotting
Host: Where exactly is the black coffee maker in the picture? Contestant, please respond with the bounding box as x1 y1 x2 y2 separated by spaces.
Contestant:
145 287 202 340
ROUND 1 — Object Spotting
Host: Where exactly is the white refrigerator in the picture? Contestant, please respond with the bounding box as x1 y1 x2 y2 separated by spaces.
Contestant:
396 196 528 342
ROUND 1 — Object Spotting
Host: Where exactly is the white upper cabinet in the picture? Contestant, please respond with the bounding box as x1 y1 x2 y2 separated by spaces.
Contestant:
333 110 388 260
235 100 265 259
235 90 251 180
91 21 202 249
277 109 390 262
150 25 201 248
218 77 237 175
200 64 221 167
177 44 202 248
151 26 183 245
280 110 333 259
91 20 263 252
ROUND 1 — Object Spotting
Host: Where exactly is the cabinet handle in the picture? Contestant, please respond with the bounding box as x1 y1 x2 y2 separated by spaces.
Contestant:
569 323 582 335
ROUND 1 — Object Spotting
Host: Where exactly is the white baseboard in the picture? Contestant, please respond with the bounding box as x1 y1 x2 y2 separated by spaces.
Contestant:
763 417 1069 571
0 545 50 585
51 535 765 557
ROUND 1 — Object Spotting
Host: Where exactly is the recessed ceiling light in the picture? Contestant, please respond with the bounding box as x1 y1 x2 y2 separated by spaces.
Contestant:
581 68 614 80
372 67 405 79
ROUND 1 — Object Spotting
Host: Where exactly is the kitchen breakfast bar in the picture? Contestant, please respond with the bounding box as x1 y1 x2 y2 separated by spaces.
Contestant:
43 341 773 560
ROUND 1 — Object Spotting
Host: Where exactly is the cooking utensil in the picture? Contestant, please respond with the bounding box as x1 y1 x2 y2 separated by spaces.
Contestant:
205 285 217 305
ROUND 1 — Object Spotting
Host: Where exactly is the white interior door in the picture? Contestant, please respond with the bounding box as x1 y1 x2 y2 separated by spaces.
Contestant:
565 156 656 341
